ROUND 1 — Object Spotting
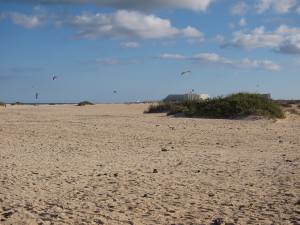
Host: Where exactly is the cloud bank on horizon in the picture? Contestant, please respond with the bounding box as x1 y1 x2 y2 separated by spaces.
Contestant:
0 0 214 11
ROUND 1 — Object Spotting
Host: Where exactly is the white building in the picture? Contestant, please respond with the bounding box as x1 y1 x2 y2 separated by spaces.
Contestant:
164 93 209 102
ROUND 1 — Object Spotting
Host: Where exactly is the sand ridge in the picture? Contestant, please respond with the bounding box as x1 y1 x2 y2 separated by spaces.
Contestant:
0 104 299 225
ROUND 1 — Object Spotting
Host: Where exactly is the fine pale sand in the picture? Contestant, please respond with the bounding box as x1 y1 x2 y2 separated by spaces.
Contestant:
0 104 299 225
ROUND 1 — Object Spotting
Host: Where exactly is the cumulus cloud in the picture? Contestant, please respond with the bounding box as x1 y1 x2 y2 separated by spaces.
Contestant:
231 2 248 16
4 12 41 28
0 0 214 12
215 34 225 44
159 53 186 60
256 0 297 14
120 42 140 48
96 57 141 65
159 52 281 71
224 25 300 54
59 10 203 40
1 7 50 28
239 18 247 27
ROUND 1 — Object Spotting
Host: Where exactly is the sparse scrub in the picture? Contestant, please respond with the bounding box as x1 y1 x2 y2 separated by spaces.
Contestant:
186 93 284 119
145 93 284 119
145 101 191 114
144 102 174 113
285 108 300 115
11 102 23 105
77 101 94 106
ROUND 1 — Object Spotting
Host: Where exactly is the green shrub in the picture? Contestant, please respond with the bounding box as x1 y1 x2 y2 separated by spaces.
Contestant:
77 101 94 106
185 93 284 119
145 93 284 119
11 102 23 105
145 101 192 114
145 102 174 113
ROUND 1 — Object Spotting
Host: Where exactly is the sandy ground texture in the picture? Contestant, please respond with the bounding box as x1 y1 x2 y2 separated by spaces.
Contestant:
0 104 299 225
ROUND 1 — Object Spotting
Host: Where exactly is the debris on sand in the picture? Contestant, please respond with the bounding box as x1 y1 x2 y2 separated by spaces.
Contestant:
208 192 215 197
2 211 13 218
161 147 168 152
210 218 223 225
153 169 158 173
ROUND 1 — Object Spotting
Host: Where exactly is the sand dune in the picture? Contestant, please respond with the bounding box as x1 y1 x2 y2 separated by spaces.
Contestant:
0 104 299 225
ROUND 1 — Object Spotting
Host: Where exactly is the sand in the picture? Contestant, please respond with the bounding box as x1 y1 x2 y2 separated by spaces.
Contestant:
0 104 299 225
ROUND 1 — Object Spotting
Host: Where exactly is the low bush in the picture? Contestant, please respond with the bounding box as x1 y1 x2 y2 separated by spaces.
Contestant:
145 93 284 119
11 102 23 105
77 101 94 106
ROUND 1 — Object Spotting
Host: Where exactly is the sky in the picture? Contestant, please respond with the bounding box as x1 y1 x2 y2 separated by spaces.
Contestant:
1 0 300 103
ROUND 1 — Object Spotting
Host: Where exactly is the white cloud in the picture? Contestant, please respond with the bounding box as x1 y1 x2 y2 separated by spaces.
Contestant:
159 52 281 71
239 18 247 26
1 0 214 12
294 57 300 65
7 12 41 28
215 34 225 44
239 58 281 71
59 10 203 40
256 0 297 14
120 42 140 48
231 2 248 16
192 53 232 65
224 25 300 54
159 53 186 60
96 57 141 65
229 23 236 29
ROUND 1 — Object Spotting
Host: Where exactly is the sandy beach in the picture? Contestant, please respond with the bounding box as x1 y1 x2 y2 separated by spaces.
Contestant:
0 104 299 225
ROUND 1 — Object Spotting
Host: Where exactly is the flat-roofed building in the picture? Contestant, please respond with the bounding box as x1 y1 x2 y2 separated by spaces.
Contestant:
164 93 209 102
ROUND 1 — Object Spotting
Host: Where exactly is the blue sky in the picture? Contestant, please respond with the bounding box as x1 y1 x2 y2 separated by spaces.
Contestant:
1 0 300 103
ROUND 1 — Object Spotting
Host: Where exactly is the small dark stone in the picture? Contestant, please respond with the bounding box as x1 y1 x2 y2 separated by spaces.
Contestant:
279 140 283 143
2 211 13 218
161 148 168 152
142 193 148 198
153 169 158 173
94 219 104 224
296 199 300 206
238 205 245 210
210 218 224 225
208 193 215 197
113 173 118 177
